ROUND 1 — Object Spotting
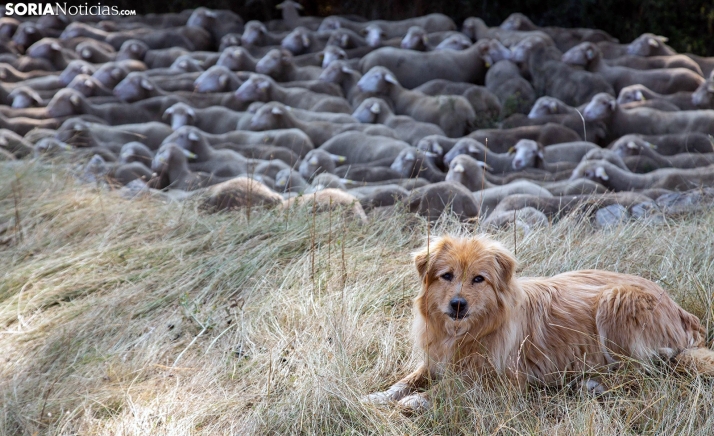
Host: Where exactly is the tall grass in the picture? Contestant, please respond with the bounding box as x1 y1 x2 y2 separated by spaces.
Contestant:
1 160 713 435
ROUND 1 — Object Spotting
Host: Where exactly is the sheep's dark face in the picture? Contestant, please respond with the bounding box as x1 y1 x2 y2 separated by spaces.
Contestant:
583 93 616 121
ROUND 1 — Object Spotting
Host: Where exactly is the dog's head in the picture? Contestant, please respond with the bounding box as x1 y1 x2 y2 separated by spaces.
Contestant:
412 235 518 341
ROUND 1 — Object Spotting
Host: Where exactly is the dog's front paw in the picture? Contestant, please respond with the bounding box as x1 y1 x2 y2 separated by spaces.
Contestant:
398 393 431 413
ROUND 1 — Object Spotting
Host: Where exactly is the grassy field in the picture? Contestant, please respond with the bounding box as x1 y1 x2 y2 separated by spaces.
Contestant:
1 160 714 435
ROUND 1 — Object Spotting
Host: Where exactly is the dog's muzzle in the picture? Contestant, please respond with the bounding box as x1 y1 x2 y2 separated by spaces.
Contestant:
448 297 469 320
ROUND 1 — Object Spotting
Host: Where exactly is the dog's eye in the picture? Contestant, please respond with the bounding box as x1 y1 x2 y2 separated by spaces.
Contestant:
472 275 484 283
441 272 453 281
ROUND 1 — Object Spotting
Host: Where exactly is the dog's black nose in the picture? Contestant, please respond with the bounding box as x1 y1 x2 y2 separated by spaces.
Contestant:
449 297 468 319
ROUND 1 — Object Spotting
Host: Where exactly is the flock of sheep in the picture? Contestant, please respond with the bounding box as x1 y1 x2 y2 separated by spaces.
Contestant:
2 2 714 228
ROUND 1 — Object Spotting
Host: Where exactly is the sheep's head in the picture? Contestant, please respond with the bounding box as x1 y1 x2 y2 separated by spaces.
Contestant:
357 66 399 94
583 93 616 121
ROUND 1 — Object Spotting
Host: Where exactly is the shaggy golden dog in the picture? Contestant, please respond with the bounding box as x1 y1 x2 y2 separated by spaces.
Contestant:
364 235 714 411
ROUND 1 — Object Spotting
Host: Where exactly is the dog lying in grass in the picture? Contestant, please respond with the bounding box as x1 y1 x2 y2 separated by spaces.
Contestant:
364 235 714 411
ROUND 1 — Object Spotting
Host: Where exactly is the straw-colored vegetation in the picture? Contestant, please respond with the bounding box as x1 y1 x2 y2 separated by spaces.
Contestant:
1 160 713 435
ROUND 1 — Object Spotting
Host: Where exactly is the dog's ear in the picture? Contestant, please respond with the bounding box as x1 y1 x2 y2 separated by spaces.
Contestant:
491 243 517 289
413 236 448 281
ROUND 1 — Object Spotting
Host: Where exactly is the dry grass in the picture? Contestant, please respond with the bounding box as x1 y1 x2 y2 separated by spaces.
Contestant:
1 160 713 435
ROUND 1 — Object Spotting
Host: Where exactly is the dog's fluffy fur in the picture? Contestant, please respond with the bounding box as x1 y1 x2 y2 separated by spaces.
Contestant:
364 235 714 410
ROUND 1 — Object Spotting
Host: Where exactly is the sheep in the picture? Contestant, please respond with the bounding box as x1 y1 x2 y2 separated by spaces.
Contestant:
468 123 581 154
511 139 578 172
501 112 607 145
389 147 446 183
91 60 147 89
399 26 462 51
606 54 703 76
118 142 153 167
201 177 284 212
352 97 445 145
26 38 79 70
686 54 714 78
0 63 55 82
216 47 259 72
249 101 395 146
150 143 224 191
542 141 599 163
318 131 409 165
435 34 474 51
334 165 404 183
75 40 116 64
357 66 476 137
561 42 704 94
490 192 654 220
608 133 714 156
255 49 323 82
166 131 249 178
299 149 346 180
528 96 582 118
358 38 507 89
282 189 369 223
485 59 536 116
692 74 714 109
626 33 677 57
498 12 617 52
162 102 252 133
611 138 714 169
241 21 289 47
317 13 456 39
413 79 502 127
617 84 698 111
570 160 714 191
516 36 615 107
318 60 373 106
252 159 292 181
234 74 352 114
216 143 300 168
281 27 329 55
193 65 244 93
247 102 358 124
46 89 181 124
326 28 372 51
583 92 714 140
162 125 314 159
461 17 554 48
0 129 34 158
581 148 629 171
274 168 309 193
407 181 480 221
55 119 174 151
348 184 411 211
6 86 43 108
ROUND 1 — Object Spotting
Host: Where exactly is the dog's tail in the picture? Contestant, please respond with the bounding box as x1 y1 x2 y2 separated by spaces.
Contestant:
673 348 714 376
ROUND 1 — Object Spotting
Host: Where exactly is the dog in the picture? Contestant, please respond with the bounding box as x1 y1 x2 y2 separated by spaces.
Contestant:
364 235 714 411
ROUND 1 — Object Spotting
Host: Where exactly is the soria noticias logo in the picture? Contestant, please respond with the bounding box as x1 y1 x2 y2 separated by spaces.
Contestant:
5 3 137 16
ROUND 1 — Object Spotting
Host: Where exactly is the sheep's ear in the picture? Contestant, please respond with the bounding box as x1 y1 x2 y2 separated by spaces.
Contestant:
70 94 80 106
271 106 283 115
32 92 43 105
257 80 270 89
537 149 544 159
432 143 444 155
187 107 196 118
476 161 493 171
384 73 398 85
467 145 479 153
301 34 310 47
81 48 92 58
369 102 381 114
507 146 515 155
341 34 349 46
657 35 668 43
329 153 346 163
318 52 324 62
422 34 429 45
110 68 122 79
548 101 558 112
26 26 36 34
341 65 355 74
84 79 94 88
635 90 644 101
648 38 659 47
130 43 140 53
608 98 617 110
595 166 609 180
188 131 200 141
181 148 197 159
645 141 657 149
308 156 319 165
707 82 714 92
218 75 228 88
51 42 62 51
162 107 173 119
585 47 594 60
626 140 638 149
452 163 465 173
140 78 154 90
